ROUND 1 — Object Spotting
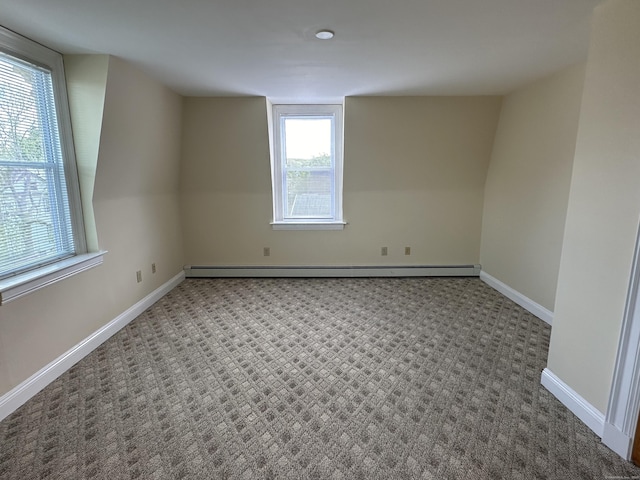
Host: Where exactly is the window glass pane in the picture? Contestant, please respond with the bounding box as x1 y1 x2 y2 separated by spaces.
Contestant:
0 55 50 164
286 170 332 218
0 53 75 278
284 117 332 168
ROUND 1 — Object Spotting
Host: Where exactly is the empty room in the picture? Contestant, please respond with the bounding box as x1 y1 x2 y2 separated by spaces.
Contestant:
1 0 640 478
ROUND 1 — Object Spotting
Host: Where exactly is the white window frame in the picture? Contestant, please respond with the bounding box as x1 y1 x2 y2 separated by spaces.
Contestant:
0 27 103 305
270 104 345 230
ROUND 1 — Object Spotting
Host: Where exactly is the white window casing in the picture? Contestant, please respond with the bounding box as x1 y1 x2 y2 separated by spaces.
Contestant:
0 27 103 305
270 103 345 230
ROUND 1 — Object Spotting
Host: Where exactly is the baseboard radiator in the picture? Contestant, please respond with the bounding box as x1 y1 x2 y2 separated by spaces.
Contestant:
185 265 481 278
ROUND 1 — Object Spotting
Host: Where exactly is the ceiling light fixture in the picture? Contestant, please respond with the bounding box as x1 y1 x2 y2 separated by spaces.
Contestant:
315 30 334 40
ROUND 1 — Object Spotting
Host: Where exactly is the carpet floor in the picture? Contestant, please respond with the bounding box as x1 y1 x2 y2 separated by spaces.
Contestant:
1 277 639 479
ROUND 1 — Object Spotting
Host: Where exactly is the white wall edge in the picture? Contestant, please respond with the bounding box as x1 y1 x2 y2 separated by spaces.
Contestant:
185 265 481 278
602 422 633 460
479 270 553 325
603 219 640 461
541 368 605 437
0 270 185 422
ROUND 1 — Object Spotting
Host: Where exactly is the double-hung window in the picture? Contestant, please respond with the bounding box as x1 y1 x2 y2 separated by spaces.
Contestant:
271 104 344 229
0 27 99 304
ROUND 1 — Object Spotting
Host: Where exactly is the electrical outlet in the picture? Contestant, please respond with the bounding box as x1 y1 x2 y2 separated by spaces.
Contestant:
405 247 411 256
152 263 156 274
381 246 388 256
263 247 271 257
136 270 142 283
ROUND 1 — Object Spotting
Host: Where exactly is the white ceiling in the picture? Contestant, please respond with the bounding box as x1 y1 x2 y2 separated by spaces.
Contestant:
0 0 602 101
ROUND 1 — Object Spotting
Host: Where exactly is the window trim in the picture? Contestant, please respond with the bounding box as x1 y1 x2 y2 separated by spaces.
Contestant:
0 27 103 305
0 252 104 305
270 103 345 230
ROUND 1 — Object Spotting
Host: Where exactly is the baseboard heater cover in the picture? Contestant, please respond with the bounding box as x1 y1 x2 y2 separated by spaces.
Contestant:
185 265 481 278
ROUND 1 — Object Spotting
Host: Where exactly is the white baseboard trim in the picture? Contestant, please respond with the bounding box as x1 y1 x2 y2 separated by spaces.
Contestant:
185 264 481 278
479 271 553 325
602 422 633 460
541 368 605 437
0 271 185 422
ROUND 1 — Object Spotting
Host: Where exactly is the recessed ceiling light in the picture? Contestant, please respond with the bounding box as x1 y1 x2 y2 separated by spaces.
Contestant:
315 30 334 40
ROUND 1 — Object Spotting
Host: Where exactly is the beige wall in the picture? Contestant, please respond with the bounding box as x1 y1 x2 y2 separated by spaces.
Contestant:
548 0 640 413
180 96 502 266
480 63 586 311
65 55 109 251
180 97 273 264
0 56 184 395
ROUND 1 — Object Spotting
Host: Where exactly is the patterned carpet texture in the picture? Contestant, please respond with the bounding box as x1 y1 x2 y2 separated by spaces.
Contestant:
1 277 639 479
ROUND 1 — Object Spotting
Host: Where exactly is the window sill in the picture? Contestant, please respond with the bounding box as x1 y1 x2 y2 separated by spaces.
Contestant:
271 221 346 231
0 251 106 305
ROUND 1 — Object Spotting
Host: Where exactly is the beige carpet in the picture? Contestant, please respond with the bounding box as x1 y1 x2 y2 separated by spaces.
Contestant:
1 277 639 479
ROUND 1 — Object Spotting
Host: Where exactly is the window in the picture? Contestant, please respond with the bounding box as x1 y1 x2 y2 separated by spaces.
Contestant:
271 104 344 230
0 27 101 304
